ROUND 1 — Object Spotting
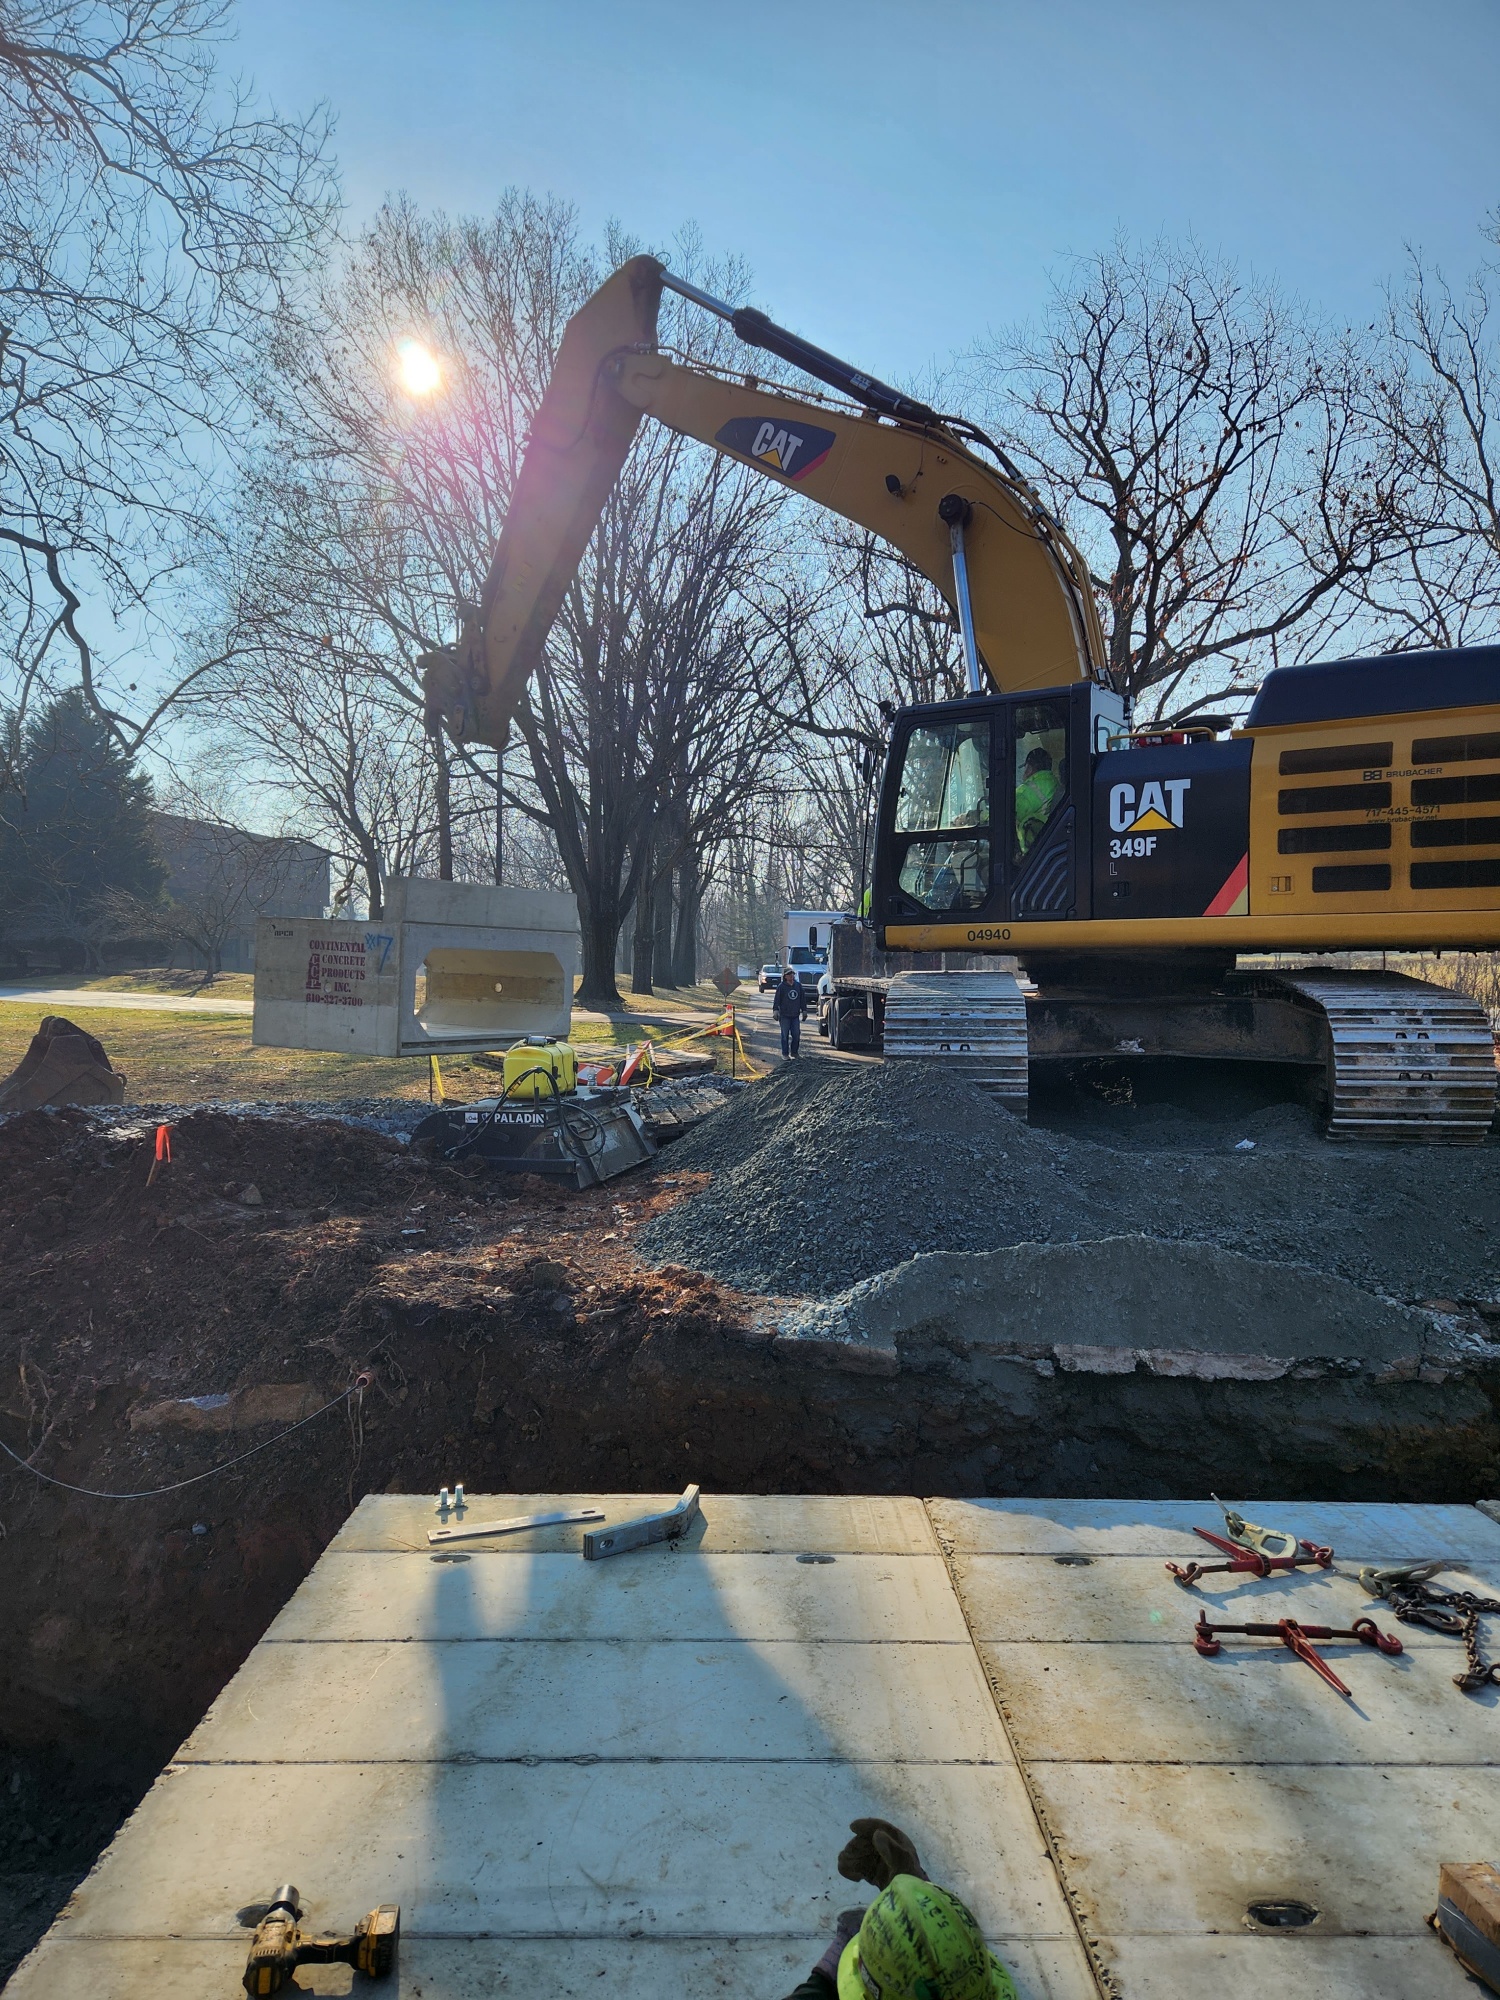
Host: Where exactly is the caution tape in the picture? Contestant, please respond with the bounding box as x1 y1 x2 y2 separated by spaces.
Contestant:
650 1000 764 1078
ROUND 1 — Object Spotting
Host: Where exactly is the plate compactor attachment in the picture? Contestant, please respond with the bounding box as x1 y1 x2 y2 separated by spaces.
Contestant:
412 1084 657 1188
242 1887 398 1995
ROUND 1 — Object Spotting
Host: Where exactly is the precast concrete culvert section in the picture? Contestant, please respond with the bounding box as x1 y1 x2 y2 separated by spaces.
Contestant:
2 1064 1500 1977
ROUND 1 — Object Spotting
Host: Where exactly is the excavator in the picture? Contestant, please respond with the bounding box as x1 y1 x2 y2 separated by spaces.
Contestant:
422 256 1500 1143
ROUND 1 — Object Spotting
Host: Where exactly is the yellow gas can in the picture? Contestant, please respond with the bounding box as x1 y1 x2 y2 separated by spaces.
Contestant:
502 1037 578 1100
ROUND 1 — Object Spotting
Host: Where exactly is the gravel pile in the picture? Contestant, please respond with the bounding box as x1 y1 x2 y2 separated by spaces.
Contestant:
638 1058 1500 1304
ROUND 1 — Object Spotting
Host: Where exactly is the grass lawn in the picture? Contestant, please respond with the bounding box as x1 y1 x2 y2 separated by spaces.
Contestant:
0 1001 445 1103
0 990 740 1106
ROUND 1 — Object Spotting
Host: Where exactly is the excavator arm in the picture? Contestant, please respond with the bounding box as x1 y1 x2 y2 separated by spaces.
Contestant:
422 254 1107 749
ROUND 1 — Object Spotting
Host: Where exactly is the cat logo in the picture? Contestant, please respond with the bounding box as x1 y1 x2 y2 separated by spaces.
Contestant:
714 416 836 481
1109 777 1191 834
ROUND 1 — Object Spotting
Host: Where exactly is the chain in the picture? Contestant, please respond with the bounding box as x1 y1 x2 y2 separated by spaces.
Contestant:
1383 1580 1500 1692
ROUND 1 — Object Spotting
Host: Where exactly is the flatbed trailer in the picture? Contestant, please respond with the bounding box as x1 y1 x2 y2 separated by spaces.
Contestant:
818 922 949 1048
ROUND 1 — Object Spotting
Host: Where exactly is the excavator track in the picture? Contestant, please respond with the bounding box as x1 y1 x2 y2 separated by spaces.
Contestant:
881 971 1029 1115
1264 969 1497 1144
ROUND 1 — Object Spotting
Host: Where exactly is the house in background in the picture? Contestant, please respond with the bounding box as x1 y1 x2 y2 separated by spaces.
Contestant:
149 814 330 972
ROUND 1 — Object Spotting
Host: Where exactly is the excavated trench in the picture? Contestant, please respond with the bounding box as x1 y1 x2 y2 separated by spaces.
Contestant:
2 1075 1499 1979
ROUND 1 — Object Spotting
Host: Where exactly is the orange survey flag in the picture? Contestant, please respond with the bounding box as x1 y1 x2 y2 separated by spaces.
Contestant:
146 1123 173 1185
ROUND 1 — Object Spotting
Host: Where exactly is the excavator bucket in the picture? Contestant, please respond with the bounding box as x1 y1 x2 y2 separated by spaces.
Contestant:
0 1014 125 1113
422 255 666 748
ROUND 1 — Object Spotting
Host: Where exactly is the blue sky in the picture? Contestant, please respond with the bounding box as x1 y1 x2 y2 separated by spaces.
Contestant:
233 0 1500 380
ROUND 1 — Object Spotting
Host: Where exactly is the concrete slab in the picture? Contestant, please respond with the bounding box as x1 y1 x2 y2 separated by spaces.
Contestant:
937 1496 1500 1999
1030 1762 1500 1937
44 1759 1075 1943
930 1496 1500 1558
976 1638 1498 1765
951 1550 1500 1645
266 1548 970 1643
6 1934 1100 2000
1095 1936 1480 1999
21 1495 1496 1999
331 1491 939 1554
181 1638 1009 1765
12 1492 1088 2000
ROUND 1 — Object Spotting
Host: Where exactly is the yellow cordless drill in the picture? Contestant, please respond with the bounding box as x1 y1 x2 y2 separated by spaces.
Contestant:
242 1886 399 1995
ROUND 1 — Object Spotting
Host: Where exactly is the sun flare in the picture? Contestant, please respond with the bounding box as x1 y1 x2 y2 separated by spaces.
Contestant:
396 337 442 397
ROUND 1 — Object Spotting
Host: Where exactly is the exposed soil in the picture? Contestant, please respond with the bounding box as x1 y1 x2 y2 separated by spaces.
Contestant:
3 1079 1500 1982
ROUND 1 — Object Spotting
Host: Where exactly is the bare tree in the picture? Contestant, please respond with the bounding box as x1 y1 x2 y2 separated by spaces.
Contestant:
1359 232 1500 647
968 238 1402 721
196 193 595 903
206 200 800 1005
516 423 800 1004
0 2 334 775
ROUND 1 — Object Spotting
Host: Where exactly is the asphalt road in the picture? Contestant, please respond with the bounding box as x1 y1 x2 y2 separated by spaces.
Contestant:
0 985 254 1015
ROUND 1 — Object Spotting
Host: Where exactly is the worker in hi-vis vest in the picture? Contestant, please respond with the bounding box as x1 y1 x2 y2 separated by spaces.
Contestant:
1014 745 1060 856
780 1819 1017 2000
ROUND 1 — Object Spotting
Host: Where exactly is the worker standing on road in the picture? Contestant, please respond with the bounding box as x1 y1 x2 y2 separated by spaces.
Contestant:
780 1819 1017 2000
773 965 808 1060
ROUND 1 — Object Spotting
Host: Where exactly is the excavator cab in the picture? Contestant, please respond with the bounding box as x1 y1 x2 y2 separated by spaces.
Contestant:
874 681 1114 933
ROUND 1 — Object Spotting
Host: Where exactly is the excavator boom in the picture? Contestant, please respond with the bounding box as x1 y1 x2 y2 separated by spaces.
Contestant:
422 255 1106 747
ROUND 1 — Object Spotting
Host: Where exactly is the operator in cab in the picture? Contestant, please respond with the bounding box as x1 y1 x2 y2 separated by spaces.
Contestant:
1014 745 1060 855
780 1819 1016 2000
772 965 809 1060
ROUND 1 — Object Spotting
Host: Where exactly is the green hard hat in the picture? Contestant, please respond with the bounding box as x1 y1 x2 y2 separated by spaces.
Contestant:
837 1876 1018 2000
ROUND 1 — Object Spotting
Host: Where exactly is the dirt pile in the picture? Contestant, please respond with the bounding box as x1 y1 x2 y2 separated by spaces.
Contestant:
637 1059 1500 1307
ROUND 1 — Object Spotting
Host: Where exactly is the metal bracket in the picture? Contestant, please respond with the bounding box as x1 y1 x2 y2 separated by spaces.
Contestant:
583 1485 701 1561
428 1506 604 1548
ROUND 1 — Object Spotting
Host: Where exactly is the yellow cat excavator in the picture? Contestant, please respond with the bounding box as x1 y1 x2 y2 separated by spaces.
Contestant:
422 256 1500 1142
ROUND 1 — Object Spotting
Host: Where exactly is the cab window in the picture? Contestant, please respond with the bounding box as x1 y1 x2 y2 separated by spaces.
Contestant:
895 720 990 831
898 837 991 912
891 717 992 913
1013 700 1068 862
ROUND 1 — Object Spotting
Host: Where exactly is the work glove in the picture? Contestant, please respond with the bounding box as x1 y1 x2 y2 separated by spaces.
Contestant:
837 1818 926 1889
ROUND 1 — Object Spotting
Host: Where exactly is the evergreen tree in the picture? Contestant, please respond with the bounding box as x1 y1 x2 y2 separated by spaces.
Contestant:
0 691 164 955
